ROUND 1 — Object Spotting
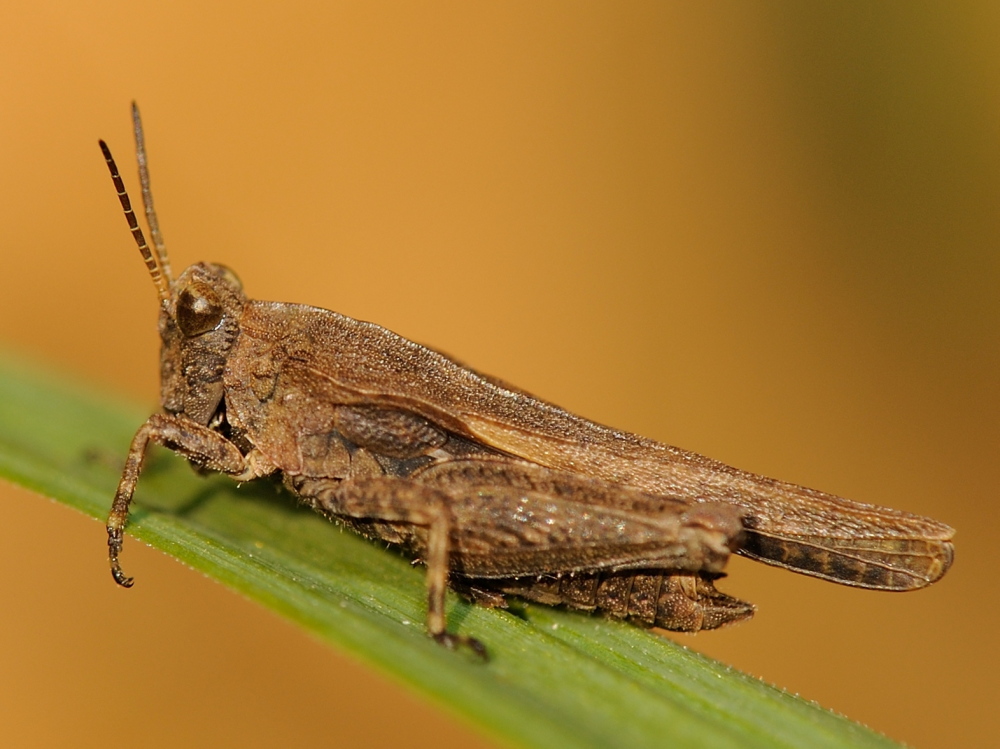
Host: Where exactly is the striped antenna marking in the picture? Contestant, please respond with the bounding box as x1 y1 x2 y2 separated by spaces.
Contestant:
99 139 171 303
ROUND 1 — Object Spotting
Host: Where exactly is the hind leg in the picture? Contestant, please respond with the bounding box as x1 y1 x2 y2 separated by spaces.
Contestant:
296 475 487 657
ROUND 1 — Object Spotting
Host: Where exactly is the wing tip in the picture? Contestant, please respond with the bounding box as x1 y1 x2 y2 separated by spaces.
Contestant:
738 532 955 591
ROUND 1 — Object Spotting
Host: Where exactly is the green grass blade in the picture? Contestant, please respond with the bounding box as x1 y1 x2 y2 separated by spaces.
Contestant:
0 351 900 749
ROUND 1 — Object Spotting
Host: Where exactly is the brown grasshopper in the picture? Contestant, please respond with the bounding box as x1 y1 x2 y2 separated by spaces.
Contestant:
100 105 954 654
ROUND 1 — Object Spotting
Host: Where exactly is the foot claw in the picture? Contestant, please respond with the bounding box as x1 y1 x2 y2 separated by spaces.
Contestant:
108 529 134 588
432 631 488 660
111 565 134 588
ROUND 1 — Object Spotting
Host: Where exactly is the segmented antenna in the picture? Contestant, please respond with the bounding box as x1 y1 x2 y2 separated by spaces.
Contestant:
99 138 171 303
131 102 173 286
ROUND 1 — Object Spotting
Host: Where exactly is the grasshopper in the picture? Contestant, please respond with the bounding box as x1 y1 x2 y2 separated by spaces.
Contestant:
100 105 954 654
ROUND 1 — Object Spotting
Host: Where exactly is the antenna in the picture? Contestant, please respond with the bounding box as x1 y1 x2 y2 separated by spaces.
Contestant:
99 137 171 304
131 102 174 286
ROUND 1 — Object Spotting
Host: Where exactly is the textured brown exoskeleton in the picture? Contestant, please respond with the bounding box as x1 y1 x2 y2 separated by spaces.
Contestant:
100 105 955 655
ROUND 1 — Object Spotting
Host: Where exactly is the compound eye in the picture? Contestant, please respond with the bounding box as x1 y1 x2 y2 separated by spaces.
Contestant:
177 283 223 336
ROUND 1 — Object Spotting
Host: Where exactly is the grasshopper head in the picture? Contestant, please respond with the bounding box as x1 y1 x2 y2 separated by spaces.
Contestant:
100 104 248 425
158 262 247 424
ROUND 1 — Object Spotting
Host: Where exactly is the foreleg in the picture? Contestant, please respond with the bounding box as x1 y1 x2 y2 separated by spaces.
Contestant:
107 413 271 587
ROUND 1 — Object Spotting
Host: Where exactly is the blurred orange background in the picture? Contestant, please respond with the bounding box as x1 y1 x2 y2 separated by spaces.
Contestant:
1 3 996 747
